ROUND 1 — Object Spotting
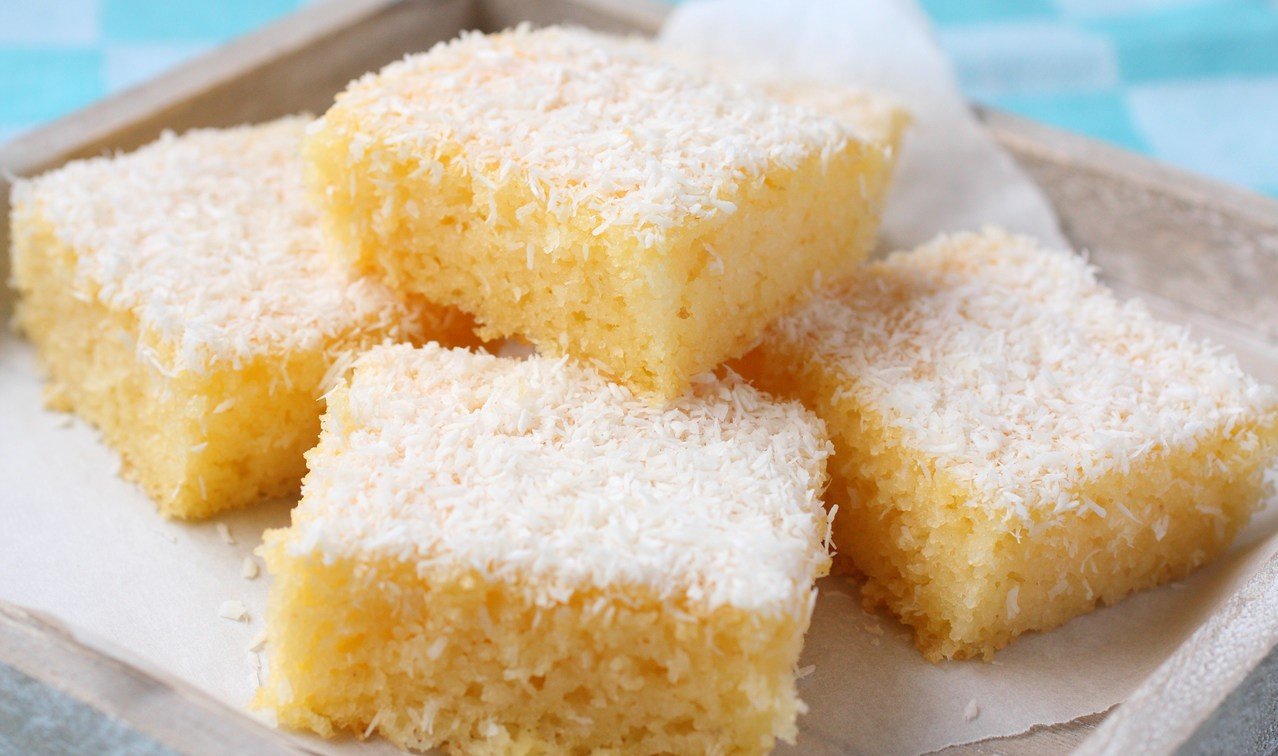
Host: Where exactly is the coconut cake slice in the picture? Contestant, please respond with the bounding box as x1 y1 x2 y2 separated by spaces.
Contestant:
736 228 1278 660
303 25 904 399
258 343 832 754
10 117 477 518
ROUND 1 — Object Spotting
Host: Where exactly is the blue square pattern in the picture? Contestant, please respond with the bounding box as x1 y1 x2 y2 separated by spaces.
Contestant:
1083 2 1278 82
0 48 104 126
0 0 304 140
102 0 302 41
929 0 1278 196
918 0 1058 25
0 0 1274 198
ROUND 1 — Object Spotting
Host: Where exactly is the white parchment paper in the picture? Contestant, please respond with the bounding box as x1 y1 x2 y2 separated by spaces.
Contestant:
1 2 1276 754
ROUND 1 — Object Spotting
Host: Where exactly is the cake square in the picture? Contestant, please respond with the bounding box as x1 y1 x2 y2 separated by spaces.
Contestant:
258 344 832 753
9 117 477 519
304 25 904 398
735 229 1278 661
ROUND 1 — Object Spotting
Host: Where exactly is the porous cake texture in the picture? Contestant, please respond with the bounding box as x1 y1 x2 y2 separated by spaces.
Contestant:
305 25 902 398
9 117 476 519
736 228 1278 661
258 344 832 754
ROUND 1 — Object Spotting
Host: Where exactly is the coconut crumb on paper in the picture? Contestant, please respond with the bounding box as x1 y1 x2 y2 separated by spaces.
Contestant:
12 117 426 374
964 699 981 723
249 631 268 652
218 600 248 622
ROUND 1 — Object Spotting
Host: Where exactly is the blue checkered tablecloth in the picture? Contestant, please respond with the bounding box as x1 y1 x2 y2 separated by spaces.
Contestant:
2 0 1274 197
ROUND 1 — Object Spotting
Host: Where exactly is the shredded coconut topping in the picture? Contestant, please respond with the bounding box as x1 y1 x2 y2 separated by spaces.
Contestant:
652 45 907 148
320 25 852 247
768 228 1278 525
288 344 831 613
13 117 423 372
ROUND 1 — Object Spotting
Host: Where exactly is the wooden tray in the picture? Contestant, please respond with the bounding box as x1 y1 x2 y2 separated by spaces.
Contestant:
2 1 1276 753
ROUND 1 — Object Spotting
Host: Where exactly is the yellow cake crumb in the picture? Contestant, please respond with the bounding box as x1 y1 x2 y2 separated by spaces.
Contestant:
736 228 1278 661
258 343 832 754
304 25 903 398
9 117 478 519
